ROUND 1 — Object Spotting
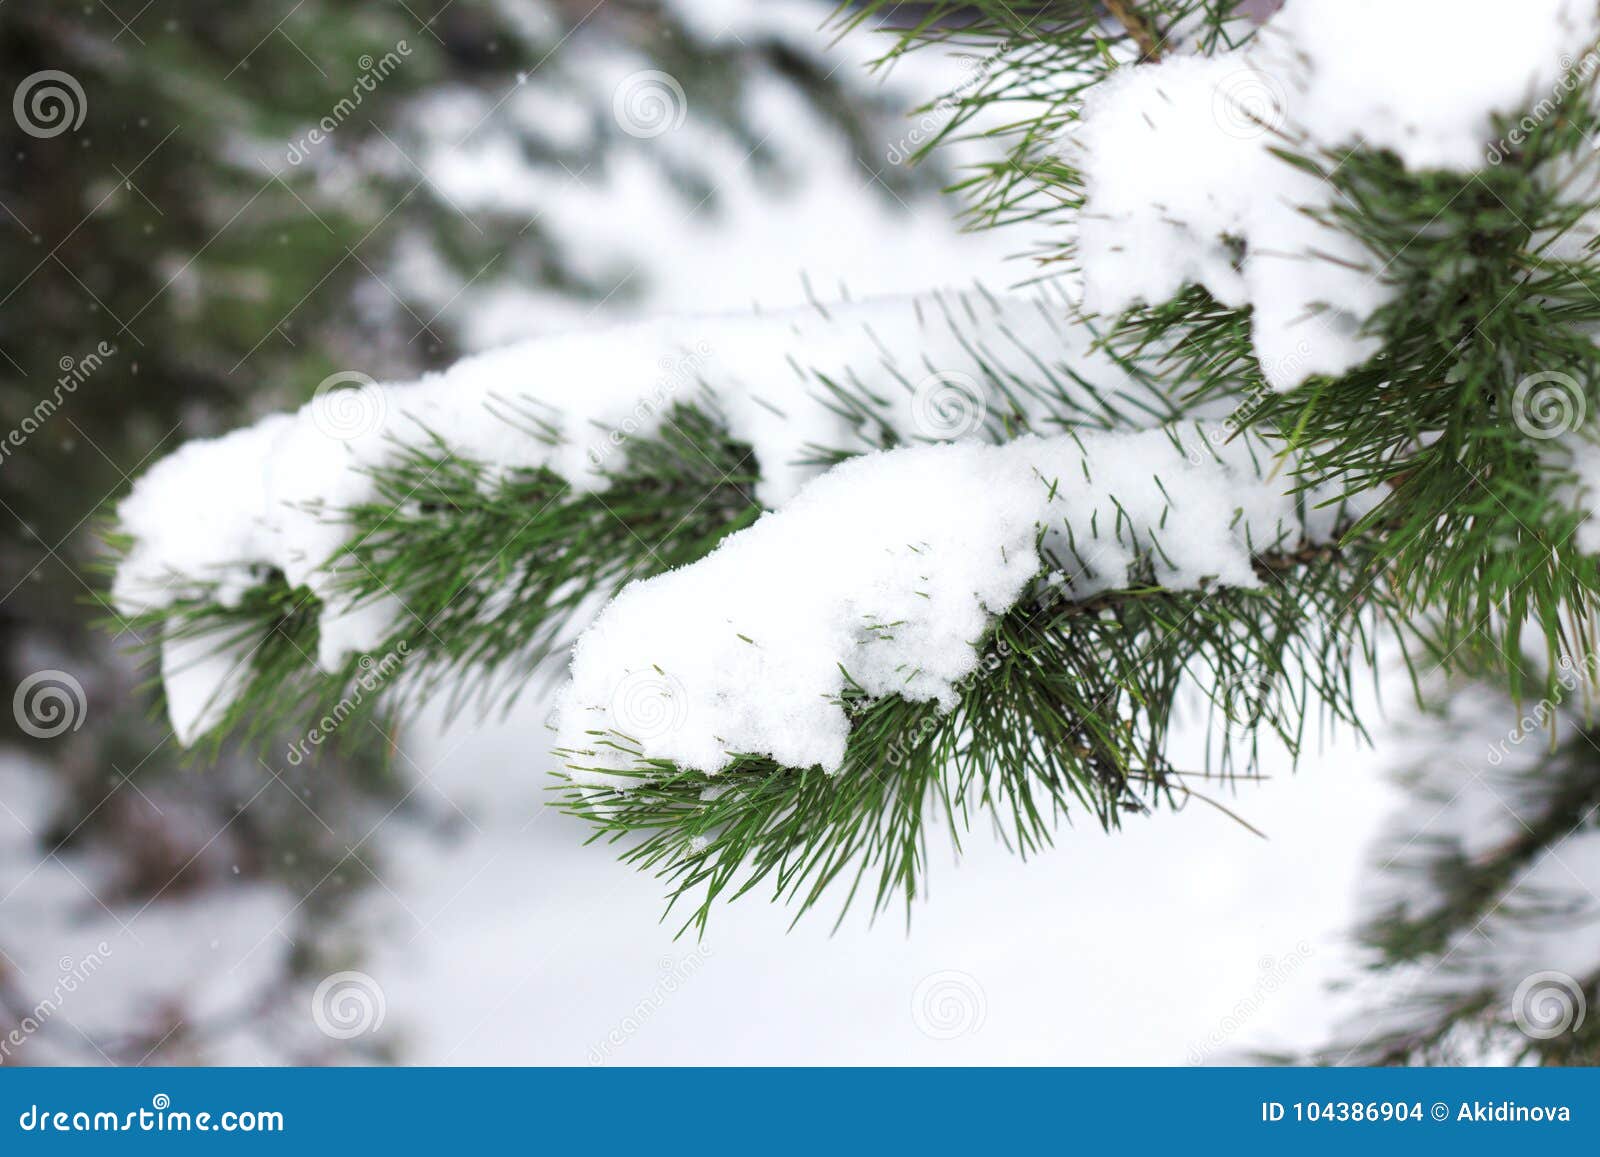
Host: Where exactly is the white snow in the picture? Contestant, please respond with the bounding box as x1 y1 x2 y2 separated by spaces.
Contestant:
160 623 260 747
559 425 1357 782
0 752 300 1065
395 0 1029 352
361 667 1400 1065
113 292 1139 738
1075 0 1600 388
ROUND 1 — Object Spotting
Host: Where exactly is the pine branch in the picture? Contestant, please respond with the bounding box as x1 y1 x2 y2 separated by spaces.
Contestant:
555 424 1394 930
1103 0 1166 61
1108 113 1600 704
100 0 1600 945
110 293 1179 750
104 406 763 752
834 2 1250 246
565 541 1389 934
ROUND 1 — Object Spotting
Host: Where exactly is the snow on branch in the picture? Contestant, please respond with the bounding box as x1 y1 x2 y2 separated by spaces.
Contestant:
557 421 1364 786
111 291 1160 743
1076 0 1600 387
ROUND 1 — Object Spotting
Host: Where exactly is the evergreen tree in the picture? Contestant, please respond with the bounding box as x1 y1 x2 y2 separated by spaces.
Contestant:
97 0 1600 1063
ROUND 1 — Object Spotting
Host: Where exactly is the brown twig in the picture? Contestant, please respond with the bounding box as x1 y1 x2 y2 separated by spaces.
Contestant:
1103 0 1165 62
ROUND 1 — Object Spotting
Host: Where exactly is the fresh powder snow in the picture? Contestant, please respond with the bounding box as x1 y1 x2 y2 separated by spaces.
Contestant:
1075 0 1600 388
558 425 1361 784
113 291 1139 742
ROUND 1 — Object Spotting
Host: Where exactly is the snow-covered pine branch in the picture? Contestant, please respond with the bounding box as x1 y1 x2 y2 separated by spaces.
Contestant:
559 423 1385 926
1061 0 1600 707
1076 0 1600 387
111 290 1170 745
559 424 1358 784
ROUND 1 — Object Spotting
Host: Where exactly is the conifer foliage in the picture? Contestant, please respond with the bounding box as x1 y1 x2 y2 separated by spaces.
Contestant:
109 0 1600 947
